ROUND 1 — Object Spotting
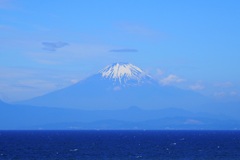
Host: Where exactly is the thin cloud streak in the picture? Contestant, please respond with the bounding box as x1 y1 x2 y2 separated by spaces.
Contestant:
214 82 233 88
190 83 205 91
109 49 138 53
42 41 69 51
160 74 184 85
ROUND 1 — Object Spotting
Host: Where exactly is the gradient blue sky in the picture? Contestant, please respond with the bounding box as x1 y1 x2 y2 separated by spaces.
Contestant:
0 0 240 101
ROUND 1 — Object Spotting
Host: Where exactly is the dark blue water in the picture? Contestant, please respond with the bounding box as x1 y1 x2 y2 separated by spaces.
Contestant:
0 130 240 160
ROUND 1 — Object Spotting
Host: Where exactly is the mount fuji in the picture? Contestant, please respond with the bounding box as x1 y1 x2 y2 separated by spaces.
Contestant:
20 63 207 110
2 63 240 129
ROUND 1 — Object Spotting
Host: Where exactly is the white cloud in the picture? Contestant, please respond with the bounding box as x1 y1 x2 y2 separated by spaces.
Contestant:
189 83 205 91
113 86 121 91
156 69 164 76
70 79 79 84
160 74 184 85
213 91 240 98
214 91 226 97
214 82 233 88
0 67 86 101
230 91 238 96
0 80 57 102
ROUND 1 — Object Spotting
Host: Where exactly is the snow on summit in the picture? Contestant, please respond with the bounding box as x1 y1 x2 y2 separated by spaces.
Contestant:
99 63 150 85
100 63 143 78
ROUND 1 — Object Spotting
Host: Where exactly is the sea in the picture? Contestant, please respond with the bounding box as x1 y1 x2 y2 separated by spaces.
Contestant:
0 130 239 160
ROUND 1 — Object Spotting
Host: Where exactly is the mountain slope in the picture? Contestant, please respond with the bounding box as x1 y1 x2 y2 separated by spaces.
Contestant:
20 63 207 110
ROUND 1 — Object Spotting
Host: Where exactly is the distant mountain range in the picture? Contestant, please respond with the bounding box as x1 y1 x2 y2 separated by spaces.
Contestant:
1 100 239 130
19 63 208 111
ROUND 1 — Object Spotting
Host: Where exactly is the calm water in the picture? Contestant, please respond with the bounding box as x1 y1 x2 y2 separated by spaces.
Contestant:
0 130 240 160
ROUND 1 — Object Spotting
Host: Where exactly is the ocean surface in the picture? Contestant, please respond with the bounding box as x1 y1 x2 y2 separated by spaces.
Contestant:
0 130 240 160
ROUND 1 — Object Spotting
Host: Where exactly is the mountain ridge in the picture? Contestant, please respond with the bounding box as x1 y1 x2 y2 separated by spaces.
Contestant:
1 102 239 130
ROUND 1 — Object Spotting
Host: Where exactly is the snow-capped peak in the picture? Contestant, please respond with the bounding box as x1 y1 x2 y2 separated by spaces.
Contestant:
99 62 150 85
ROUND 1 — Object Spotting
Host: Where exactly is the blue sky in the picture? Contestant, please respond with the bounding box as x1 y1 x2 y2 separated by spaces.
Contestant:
0 0 240 101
